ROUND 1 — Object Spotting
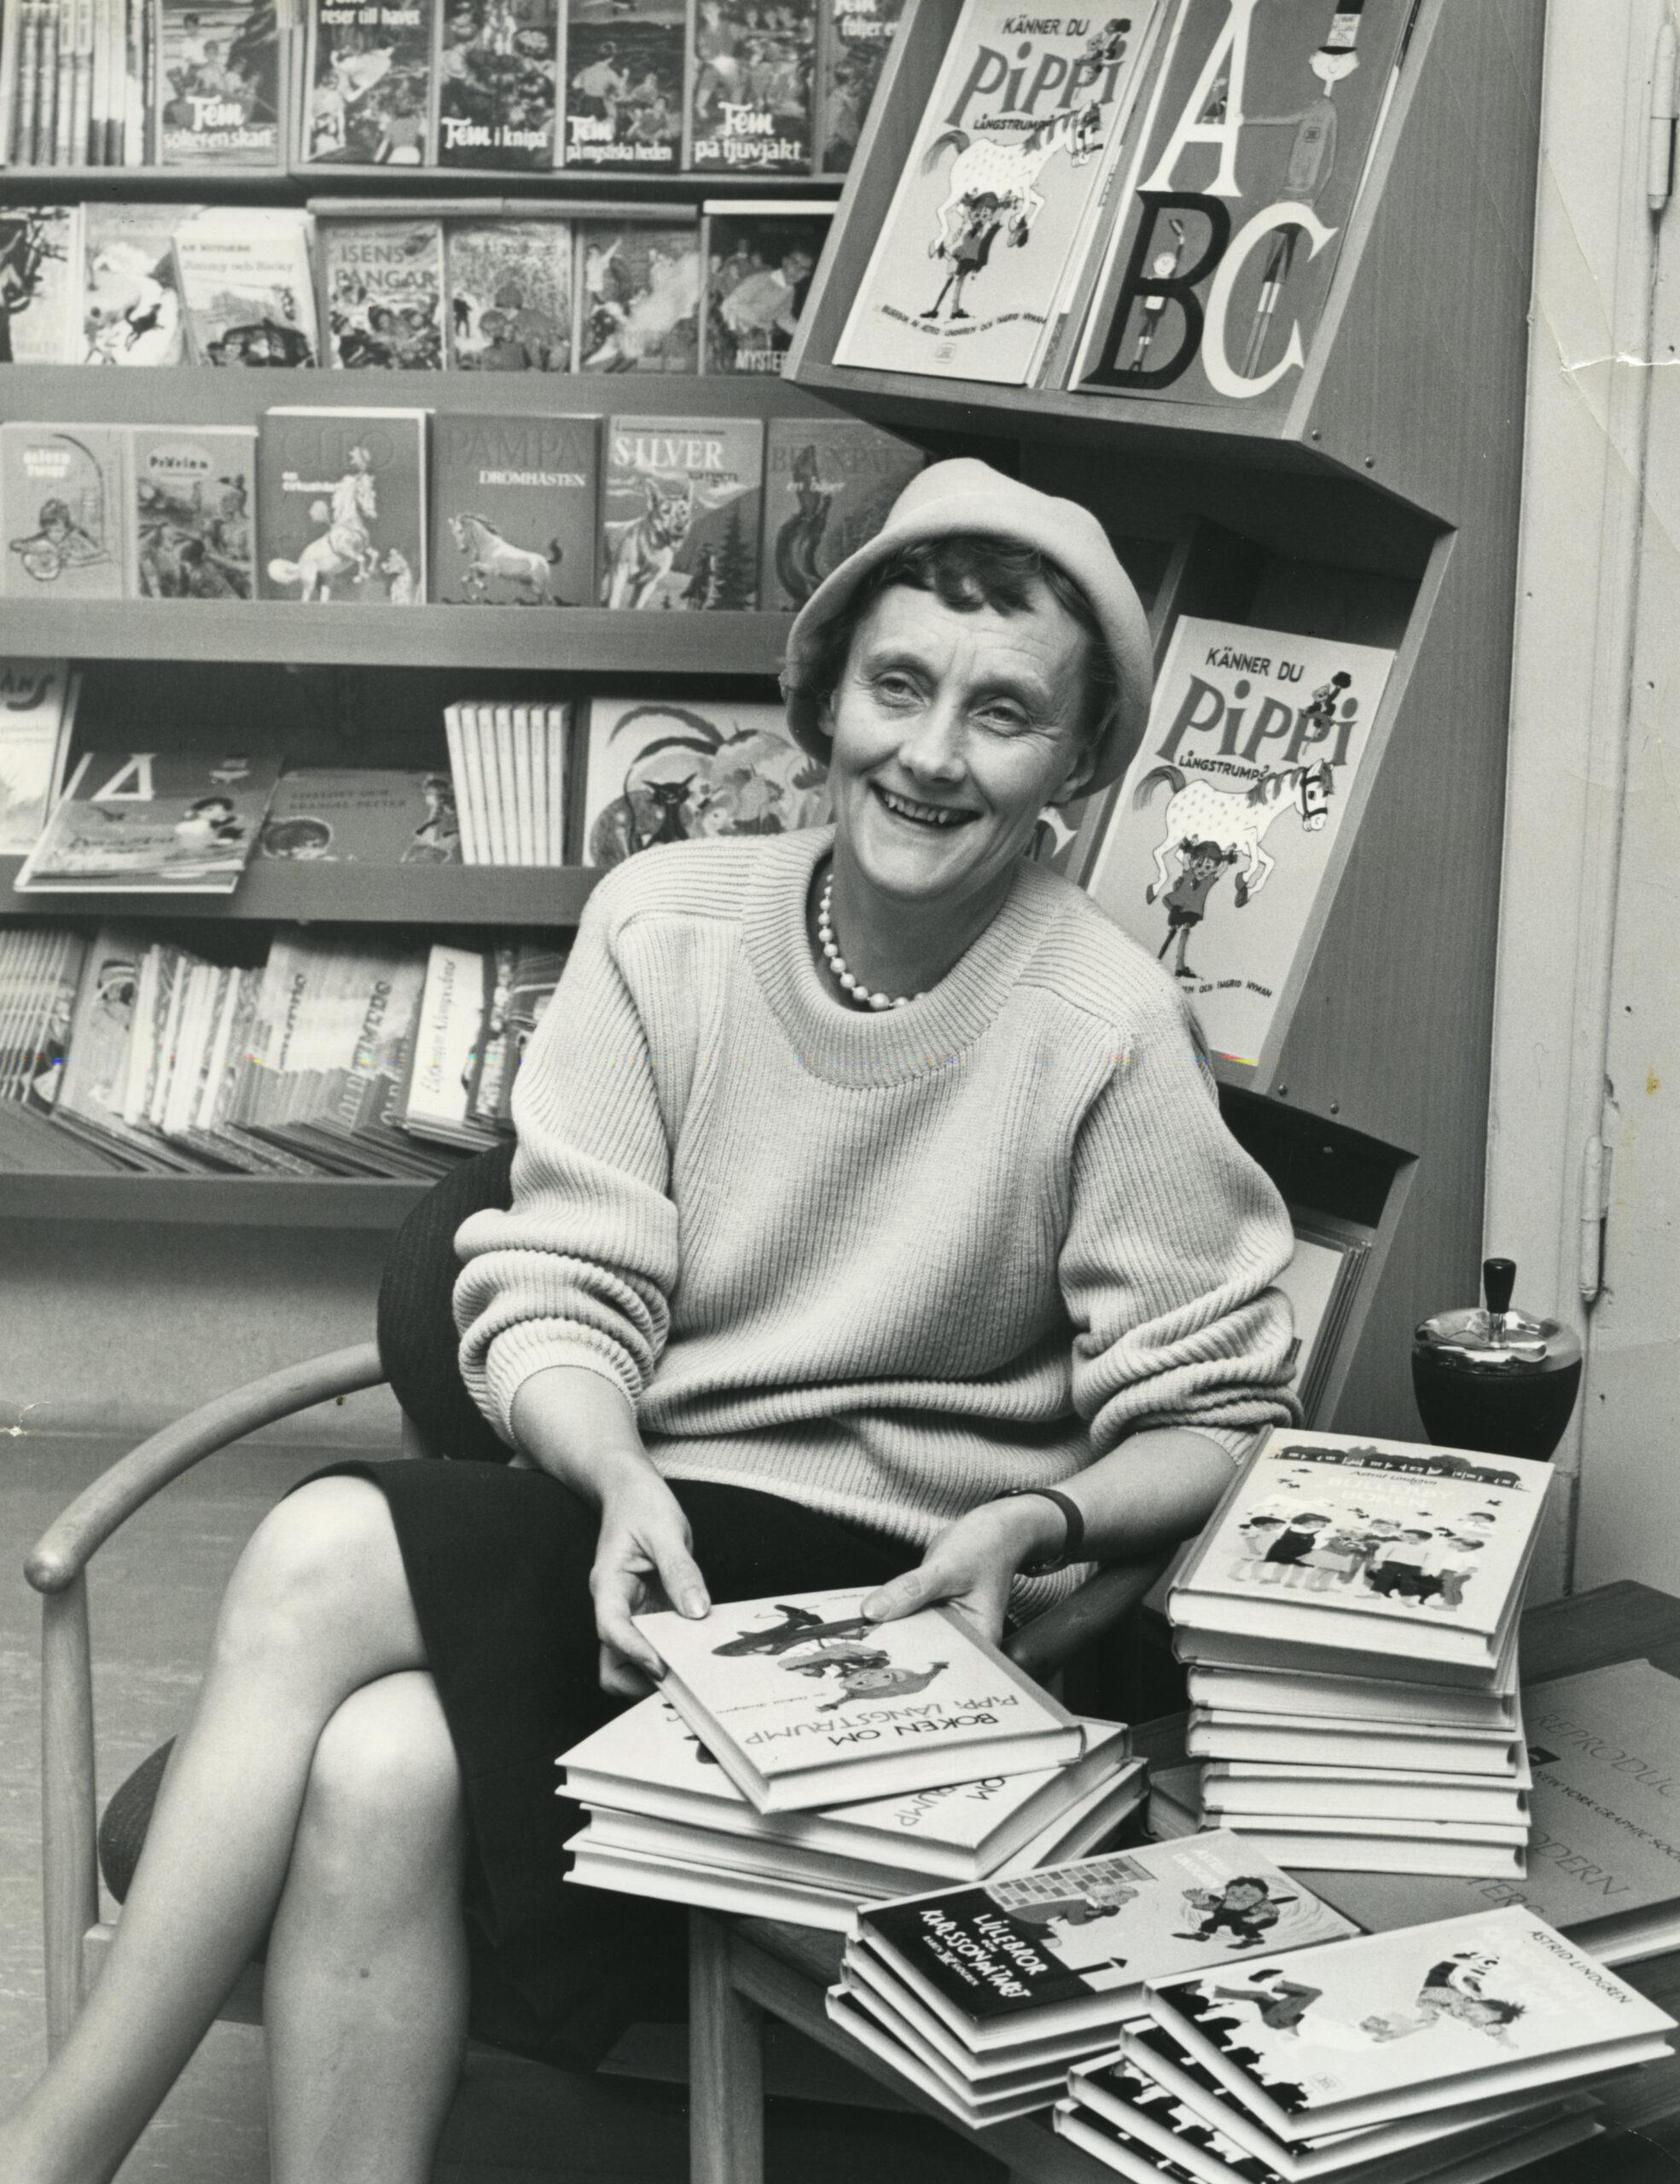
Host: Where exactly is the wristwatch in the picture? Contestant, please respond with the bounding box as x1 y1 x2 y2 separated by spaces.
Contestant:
992 1486 1086 1577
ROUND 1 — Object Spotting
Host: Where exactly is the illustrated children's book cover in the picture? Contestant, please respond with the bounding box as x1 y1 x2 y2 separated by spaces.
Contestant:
256 405 427 604
431 410 598 606
0 422 128 601
16 749 280 892
1081 615 1395 1068
445 220 573 369
322 219 446 369
599 414 763 610
131 425 257 601
701 202 831 375
760 415 923 610
561 0 685 170
435 0 560 167
258 770 462 864
155 0 281 166
836 1 1160 385
1072 0 1410 409
82 204 195 366
300 0 435 165
816 0 903 173
0 206 82 364
171 209 320 367
689 0 818 174
573 221 700 373
579 694 827 864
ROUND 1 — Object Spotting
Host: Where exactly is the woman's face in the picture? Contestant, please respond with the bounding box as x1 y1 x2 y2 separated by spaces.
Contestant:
823 577 1095 909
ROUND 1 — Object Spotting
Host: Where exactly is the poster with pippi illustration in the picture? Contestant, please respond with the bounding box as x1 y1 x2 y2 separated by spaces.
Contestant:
1083 615 1394 1067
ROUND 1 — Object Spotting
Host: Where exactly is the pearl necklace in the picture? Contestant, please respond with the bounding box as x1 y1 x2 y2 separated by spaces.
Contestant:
817 871 919 1012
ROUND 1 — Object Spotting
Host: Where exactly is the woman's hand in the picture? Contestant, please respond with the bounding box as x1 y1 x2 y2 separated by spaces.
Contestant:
860 1498 1064 1646
590 1467 711 1697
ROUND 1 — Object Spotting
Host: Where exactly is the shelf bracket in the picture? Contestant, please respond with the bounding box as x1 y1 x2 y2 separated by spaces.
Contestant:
1649 11 1677 213
1578 1119 1614 1306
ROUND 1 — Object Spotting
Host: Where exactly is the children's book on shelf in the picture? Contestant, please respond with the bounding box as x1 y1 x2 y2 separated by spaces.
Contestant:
759 414 924 611
0 659 78 854
256 769 461 864
689 0 817 174
436 0 559 167
572 218 700 373
560 0 685 170
155 0 282 166
835 0 1161 385
599 413 762 609
634 1588 1086 1814
431 411 598 606
1146 1905 1675 2146
445 218 573 369
443 700 570 864
0 421 129 601
321 218 445 369
16 747 278 893
171 207 319 367
300 0 435 165
131 424 257 600
815 0 902 173
700 201 831 375
400 941 502 1151
1276 1212 1369 1421
0 207 83 363
1069 0 1409 409
1082 617 1396 1070
81 203 195 365
256 405 429 605
578 694 827 865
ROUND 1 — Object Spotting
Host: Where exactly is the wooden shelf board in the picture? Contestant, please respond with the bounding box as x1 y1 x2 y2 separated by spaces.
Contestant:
0 166 289 193
0 166 844 200
0 601 793 672
0 858 604 925
0 1170 427 1226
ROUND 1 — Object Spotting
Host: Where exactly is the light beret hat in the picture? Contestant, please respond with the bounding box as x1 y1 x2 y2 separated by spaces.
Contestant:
780 456 1153 793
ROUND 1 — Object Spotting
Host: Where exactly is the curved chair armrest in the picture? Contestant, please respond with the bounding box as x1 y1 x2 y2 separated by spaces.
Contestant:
26 1342 388 1597
1004 1553 1171 1681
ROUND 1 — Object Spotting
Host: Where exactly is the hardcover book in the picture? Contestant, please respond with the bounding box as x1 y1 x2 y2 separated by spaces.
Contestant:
561 0 684 170
573 220 700 373
16 748 278 893
1070 0 1410 410
689 0 817 174
155 0 281 166
82 204 195 365
599 413 762 609
445 220 573 370
131 424 257 600
435 0 559 168
1146 1906 1674 2144
0 659 75 853
171 208 319 367
578 694 827 865
700 202 831 375
258 770 461 864
1081 616 1396 1068
431 410 597 606
0 206 83 364
835 0 1160 384
635 1587 1085 1812
322 219 445 369
827 1986 1064 2124
760 415 924 610
300 0 434 165
1 422 129 601
815 0 902 173
256 405 428 605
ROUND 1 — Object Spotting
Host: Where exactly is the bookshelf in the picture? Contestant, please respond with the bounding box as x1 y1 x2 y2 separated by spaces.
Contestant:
0 857 602 926
0 1171 424 1226
784 0 1546 1442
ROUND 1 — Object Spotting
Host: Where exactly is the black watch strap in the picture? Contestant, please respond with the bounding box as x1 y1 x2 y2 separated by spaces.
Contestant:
994 1486 1086 1577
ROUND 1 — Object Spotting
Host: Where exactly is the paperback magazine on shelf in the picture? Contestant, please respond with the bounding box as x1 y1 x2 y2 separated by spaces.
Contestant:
1082 616 1397 1068
431 411 598 606
436 0 559 168
16 748 278 893
131 424 257 600
578 694 827 866
0 659 78 854
0 207 82 363
815 0 902 173
0 421 129 601
573 220 700 373
760 415 925 610
599 414 762 609
171 208 319 367
300 0 435 166
689 0 817 174
1071 0 1410 409
255 405 428 605
155 0 282 167
561 0 685 171
257 769 461 864
835 0 1161 385
445 220 573 370
636 1588 1084 1811
83 203 196 366
321 220 445 369
700 203 831 375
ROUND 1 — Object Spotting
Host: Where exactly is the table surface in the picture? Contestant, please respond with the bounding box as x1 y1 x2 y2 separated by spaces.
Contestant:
744 1577 1680 2182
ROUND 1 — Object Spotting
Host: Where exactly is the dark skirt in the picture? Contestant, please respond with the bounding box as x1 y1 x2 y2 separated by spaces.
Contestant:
294 1462 915 2071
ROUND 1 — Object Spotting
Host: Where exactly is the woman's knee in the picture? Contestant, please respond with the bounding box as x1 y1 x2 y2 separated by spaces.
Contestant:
212 1476 404 1670
295 1673 464 1896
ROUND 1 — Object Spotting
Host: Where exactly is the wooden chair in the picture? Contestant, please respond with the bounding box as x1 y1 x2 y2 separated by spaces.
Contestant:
25 1141 1169 2181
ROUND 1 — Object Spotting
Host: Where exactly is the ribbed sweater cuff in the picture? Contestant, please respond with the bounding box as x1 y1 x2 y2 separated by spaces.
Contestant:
483 1325 643 1442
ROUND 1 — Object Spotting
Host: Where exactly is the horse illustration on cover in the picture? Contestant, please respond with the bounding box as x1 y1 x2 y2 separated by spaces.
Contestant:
1135 758 1335 909
712 1600 950 1712
447 512 565 603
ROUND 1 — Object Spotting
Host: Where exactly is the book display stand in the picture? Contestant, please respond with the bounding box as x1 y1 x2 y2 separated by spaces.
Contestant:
785 0 1546 1438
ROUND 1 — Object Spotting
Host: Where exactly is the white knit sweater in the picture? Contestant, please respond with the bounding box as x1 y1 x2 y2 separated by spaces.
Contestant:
453 826 1299 1585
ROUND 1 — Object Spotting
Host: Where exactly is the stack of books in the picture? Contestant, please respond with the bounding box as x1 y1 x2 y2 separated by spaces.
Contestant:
1166 1432 1550 1878
1055 1908 1672 2184
443 702 569 867
827 1835 1359 2131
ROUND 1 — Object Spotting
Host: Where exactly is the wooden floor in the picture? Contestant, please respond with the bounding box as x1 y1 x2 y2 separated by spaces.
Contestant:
2 1435 1001 2184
